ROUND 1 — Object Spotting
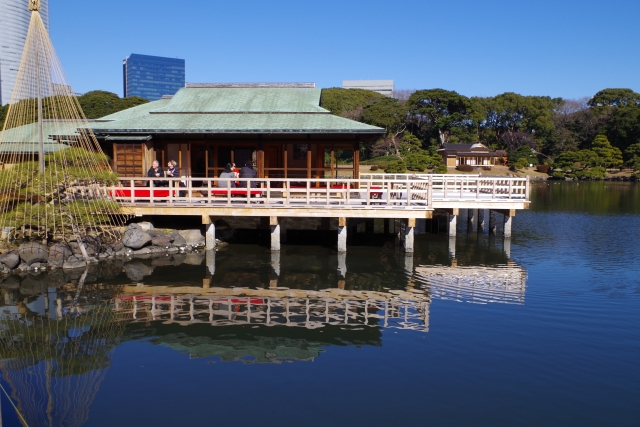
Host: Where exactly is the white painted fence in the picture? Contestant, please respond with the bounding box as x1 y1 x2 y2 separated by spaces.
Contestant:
110 175 530 209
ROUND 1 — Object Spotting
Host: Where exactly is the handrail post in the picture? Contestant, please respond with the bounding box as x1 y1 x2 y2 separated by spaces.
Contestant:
286 180 291 205
526 176 530 201
326 179 330 205
428 176 433 208
267 179 271 205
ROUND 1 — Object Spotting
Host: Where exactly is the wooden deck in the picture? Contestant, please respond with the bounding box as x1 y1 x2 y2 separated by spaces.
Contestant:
111 175 530 218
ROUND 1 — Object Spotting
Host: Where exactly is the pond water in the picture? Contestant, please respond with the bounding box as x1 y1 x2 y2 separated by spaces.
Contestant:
1 181 639 427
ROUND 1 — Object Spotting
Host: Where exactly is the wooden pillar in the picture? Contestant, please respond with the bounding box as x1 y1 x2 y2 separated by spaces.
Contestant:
337 217 347 253
270 216 280 251
307 149 312 179
403 218 415 253
330 150 335 179
449 208 458 237
257 149 265 178
503 213 513 238
203 215 215 250
353 148 359 178
283 145 288 179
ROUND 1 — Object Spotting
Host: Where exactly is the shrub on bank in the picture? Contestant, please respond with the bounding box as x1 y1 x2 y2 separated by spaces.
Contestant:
369 165 379 171
456 164 473 172
552 171 566 180
513 158 529 170
574 166 606 180
385 160 407 174
405 153 429 171
434 164 448 174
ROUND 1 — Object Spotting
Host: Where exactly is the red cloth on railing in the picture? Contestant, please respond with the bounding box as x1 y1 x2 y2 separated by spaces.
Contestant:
112 189 173 198
208 189 263 196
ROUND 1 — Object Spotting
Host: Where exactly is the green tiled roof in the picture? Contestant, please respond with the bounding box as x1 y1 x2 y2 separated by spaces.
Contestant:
151 87 329 113
90 113 383 134
91 87 385 135
97 98 170 121
0 121 80 153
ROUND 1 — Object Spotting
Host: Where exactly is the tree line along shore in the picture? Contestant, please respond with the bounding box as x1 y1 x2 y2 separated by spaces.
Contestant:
2 87 639 180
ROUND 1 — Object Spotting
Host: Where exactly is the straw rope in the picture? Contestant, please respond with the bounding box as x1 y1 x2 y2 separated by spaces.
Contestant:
0 10 128 244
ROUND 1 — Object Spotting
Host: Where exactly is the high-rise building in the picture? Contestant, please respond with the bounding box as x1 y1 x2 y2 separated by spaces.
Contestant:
0 0 49 105
342 80 394 97
123 54 185 101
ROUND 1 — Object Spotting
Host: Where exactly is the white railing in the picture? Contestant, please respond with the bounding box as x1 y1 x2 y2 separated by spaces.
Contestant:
109 175 529 209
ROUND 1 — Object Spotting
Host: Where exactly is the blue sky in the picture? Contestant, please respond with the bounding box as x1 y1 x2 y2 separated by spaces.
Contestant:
50 0 639 99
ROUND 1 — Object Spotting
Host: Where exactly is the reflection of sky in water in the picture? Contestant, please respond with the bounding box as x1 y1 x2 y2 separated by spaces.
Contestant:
1 181 639 426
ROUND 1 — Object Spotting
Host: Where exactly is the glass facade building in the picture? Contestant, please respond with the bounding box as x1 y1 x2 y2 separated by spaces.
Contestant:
0 0 49 105
123 54 185 101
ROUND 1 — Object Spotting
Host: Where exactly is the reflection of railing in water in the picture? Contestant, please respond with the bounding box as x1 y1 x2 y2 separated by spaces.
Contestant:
115 287 431 333
415 265 527 305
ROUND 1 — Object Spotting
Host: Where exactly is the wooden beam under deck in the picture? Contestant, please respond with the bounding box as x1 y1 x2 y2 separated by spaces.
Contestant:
432 201 529 210
127 206 434 219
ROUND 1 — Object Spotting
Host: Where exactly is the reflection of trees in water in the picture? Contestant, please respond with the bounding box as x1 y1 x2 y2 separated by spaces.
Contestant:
532 181 640 214
0 288 127 427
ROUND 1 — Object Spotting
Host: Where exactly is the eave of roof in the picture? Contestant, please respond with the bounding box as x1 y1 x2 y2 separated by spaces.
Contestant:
89 113 384 134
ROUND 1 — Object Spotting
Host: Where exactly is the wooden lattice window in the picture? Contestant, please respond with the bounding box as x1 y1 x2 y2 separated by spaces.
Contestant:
114 143 143 177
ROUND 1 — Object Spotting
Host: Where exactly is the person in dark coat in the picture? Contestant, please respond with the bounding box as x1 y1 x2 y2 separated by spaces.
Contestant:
147 160 166 187
239 161 258 188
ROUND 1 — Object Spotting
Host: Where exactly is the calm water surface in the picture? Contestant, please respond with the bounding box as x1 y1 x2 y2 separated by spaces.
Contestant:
1 181 639 427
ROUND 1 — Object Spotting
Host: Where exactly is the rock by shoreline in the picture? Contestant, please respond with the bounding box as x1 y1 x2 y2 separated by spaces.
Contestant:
0 223 218 275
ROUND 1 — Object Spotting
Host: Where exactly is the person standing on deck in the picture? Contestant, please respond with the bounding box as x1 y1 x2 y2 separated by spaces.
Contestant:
239 161 258 188
147 160 166 187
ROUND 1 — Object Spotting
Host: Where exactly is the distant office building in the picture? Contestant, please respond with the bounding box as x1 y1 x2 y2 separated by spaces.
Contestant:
342 80 394 97
123 54 185 101
0 0 50 105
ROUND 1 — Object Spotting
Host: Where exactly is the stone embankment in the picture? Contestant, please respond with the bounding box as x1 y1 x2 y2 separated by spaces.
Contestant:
0 222 214 274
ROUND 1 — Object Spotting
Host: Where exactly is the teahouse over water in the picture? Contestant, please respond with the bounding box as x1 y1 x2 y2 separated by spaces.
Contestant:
437 143 504 168
89 83 385 179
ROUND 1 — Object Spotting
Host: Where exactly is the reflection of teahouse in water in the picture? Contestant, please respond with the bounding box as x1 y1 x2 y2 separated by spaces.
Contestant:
115 285 431 333
415 262 527 304
0 286 127 427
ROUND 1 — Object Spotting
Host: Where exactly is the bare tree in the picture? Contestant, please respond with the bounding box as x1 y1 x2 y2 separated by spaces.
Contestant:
341 106 364 122
394 89 416 104
500 131 537 151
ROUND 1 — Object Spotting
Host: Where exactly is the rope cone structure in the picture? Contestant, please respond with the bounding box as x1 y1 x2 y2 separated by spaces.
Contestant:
0 3 127 244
